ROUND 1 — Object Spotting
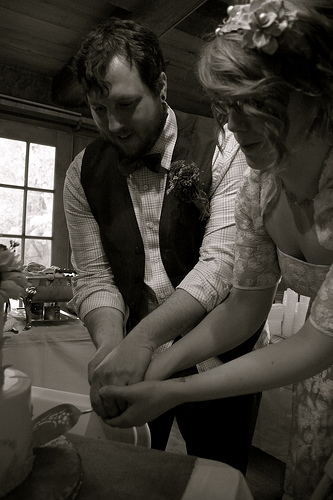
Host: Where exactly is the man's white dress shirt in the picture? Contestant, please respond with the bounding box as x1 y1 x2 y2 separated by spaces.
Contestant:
63 107 247 372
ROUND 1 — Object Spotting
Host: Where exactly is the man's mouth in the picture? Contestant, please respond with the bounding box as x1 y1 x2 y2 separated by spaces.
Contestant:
117 134 131 140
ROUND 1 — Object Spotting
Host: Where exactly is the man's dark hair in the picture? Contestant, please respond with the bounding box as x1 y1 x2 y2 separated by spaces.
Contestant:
72 18 166 97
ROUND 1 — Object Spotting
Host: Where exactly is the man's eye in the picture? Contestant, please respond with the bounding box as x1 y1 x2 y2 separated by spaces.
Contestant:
119 101 136 108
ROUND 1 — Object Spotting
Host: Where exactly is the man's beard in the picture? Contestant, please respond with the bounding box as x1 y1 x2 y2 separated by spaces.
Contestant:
99 103 168 160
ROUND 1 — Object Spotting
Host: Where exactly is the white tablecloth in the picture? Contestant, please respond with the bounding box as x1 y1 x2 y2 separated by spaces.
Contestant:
4 310 292 465
4 311 292 463
31 387 253 500
3 314 254 499
3 316 95 394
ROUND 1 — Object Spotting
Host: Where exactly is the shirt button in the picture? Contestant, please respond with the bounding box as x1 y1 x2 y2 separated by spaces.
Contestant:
146 222 154 229
143 185 148 190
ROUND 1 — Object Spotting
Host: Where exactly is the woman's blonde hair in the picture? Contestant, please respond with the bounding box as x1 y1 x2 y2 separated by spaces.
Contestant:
198 1 333 170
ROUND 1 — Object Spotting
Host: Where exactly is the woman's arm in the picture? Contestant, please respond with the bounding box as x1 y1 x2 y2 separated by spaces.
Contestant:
145 286 276 380
100 318 333 428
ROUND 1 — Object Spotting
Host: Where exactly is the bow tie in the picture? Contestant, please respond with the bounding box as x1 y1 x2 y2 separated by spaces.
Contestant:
118 153 162 176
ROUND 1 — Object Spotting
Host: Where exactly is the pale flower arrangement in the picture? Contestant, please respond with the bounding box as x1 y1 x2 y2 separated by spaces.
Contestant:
0 241 28 385
215 0 297 55
167 160 210 220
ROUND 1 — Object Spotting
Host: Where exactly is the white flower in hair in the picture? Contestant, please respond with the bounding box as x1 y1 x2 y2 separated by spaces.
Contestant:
216 0 297 55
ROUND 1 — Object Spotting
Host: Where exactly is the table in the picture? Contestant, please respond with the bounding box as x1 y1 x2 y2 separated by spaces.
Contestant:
3 309 292 463
4 308 292 463
31 386 151 448
3 320 254 498
25 386 253 500
4 386 253 500
7 433 253 500
68 434 254 500
3 314 95 394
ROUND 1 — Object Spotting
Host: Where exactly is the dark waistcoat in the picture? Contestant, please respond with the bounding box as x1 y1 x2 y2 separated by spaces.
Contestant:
81 110 216 329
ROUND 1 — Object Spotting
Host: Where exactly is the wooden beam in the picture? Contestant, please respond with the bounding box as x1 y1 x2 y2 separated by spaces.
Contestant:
132 0 207 37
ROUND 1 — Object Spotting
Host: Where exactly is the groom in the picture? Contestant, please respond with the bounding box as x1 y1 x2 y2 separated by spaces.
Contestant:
63 17 260 474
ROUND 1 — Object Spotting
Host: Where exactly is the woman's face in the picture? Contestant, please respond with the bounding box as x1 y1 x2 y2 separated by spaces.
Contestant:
226 92 316 171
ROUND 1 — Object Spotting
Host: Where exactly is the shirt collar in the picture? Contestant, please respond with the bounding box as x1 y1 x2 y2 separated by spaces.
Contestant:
148 105 177 172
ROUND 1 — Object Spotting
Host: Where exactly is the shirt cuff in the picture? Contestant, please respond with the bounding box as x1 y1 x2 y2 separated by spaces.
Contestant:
176 270 231 312
71 290 126 321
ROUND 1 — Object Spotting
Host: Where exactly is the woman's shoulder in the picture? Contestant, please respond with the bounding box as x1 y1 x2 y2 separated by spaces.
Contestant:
238 168 279 220
239 167 261 198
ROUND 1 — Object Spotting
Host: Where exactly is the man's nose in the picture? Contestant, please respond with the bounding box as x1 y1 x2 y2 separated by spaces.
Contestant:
107 110 123 133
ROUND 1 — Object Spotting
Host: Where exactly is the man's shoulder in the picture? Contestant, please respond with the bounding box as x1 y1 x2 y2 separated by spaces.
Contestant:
174 109 215 135
67 149 85 177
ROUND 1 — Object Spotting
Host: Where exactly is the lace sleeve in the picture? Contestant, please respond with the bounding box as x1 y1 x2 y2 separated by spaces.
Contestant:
233 172 281 289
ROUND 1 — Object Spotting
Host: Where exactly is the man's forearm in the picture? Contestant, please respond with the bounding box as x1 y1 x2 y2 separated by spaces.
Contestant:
84 306 125 350
127 289 206 349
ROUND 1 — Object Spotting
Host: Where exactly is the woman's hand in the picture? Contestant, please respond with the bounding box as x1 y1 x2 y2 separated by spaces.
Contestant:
99 379 180 428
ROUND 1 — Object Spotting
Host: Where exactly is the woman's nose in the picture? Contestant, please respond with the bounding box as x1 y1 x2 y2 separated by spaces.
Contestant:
227 107 249 133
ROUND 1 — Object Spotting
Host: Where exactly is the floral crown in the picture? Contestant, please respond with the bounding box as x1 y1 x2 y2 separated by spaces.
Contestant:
215 0 297 55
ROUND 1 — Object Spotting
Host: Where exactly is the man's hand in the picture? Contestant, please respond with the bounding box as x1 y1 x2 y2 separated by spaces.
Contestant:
87 290 205 420
88 343 114 383
90 335 154 419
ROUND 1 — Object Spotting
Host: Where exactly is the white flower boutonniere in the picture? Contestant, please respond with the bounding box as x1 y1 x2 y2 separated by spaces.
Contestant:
167 160 210 220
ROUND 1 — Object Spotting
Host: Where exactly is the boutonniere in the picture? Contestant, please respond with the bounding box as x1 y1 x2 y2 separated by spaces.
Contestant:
166 160 210 220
